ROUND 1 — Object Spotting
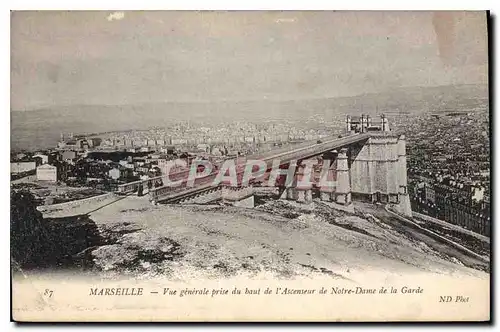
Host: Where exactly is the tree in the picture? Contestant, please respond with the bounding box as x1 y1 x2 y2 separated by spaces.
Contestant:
10 189 47 266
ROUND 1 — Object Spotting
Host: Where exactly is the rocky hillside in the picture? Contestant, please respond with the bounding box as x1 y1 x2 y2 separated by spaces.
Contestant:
84 196 488 281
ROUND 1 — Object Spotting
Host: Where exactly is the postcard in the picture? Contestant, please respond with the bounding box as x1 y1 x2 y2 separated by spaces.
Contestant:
10 10 490 322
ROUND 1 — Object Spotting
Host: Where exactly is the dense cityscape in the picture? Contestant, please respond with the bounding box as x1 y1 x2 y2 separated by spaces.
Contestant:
10 97 491 237
10 115 337 204
401 103 490 236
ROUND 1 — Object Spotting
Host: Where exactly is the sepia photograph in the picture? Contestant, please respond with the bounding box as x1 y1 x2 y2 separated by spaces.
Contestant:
9 10 490 322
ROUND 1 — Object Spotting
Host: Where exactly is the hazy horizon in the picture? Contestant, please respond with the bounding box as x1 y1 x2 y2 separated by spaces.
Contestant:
10 82 489 112
11 83 489 151
11 11 488 111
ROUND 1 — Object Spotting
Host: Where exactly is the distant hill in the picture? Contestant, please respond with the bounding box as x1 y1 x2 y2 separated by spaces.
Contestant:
11 84 489 151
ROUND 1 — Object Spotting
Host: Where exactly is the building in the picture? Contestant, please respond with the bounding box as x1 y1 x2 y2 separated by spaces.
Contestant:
471 186 485 202
33 153 49 165
60 150 77 161
432 182 490 236
58 138 84 151
424 184 435 203
108 168 121 180
36 164 57 182
108 167 133 181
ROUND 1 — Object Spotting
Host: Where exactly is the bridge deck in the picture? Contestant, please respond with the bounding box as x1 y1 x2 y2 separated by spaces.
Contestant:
152 133 371 203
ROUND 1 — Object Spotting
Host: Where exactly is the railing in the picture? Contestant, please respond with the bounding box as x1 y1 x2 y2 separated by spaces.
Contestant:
116 168 195 194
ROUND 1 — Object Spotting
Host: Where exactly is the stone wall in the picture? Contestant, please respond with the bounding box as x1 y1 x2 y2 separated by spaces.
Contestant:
233 195 255 208
36 193 116 214
180 188 222 204
350 134 400 198
179 186 256 206
11 162 37 174
221 186 254 201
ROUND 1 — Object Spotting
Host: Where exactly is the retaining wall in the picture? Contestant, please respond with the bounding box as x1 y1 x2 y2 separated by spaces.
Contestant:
36 193 116 214
413 211 490 243
386 205 488 263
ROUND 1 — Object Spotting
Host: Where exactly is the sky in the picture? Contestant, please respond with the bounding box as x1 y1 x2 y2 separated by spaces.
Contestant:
10 11 488 110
